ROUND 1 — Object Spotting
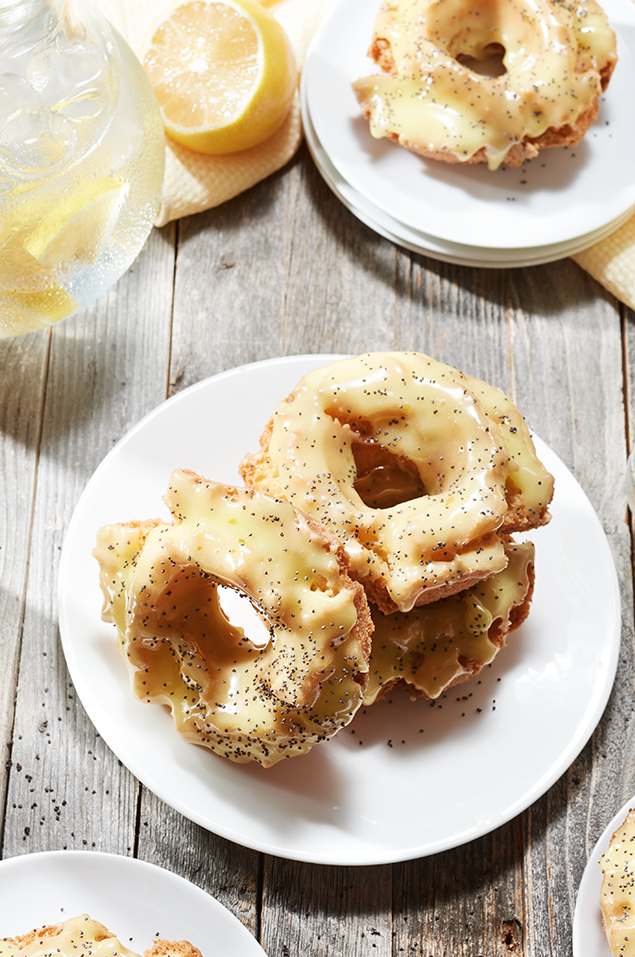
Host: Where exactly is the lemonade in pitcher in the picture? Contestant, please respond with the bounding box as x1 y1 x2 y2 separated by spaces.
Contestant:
0 0 165 337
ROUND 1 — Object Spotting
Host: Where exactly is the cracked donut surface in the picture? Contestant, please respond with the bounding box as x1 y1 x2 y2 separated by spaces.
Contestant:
94 469 372 768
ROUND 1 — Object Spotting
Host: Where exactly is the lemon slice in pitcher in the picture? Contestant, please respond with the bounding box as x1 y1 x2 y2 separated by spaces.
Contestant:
24 176 127 266
0 229 76 334
4 284 77 322
0 281 77 336
140 0 297 155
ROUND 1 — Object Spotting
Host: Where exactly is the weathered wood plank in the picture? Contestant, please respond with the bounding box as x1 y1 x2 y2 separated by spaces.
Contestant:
169 146 399 397
0 332 50 847
168 164 297 395
392 816 526 957
281 149 397 356
2 227 176 858
137 795 261 936
260 859 393 957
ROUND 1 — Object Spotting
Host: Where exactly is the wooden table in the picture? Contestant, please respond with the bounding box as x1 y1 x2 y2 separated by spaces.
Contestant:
0 142 632 957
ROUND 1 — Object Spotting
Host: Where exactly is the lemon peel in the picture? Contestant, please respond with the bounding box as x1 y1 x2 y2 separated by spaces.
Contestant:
140 0 298 155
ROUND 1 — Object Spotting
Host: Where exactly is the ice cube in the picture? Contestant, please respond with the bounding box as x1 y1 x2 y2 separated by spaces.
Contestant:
0 107 78 174
0 73 36 125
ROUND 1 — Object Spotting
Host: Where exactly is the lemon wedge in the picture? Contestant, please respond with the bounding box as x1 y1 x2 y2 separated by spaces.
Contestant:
4 284 77 322
24 176 127 266
0 281 77 336
140 0 297 155
0 230 76 331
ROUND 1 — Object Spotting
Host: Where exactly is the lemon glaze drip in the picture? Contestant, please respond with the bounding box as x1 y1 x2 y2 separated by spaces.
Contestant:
265 352 553 611
352 0 616 169
94 470 368 768
365 539 533 704
0 916 140 957
600 809 635 957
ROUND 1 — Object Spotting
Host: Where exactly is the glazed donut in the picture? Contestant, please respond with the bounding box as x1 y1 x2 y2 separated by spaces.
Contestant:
239 352 554 613
364 539 534 705
2 916 203 957
352 0 617 169
93 469 373 768
599 808 635 957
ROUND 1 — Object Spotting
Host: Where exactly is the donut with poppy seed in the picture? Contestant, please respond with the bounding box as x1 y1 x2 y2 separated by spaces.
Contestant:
93 469 372 768
239 352 554 614
364 538 535 705
599 808 635 957
352 0 617 170
0 914 202 957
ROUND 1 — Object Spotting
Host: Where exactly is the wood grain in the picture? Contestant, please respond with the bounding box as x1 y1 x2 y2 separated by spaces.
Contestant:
0 149 630 957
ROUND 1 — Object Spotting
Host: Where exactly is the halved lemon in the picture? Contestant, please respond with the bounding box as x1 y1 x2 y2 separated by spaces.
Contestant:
140 0 298 155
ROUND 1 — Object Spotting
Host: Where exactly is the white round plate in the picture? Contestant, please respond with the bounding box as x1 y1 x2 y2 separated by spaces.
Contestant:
301 81 634 268
304 0 635 249
0 850 264 956
58 355 620 866
572 798 635 957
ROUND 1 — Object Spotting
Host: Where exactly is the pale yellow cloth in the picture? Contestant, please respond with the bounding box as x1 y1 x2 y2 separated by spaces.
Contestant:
101 0 335 226
572 220 635 309
102 0 635 309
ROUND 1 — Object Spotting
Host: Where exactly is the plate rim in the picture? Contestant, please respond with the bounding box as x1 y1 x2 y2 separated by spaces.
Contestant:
572 795 635 957
300 79 635 267
0 849 265 955
58 354 622 866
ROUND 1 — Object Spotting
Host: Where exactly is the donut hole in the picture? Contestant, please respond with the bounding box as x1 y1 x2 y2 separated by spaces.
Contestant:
143 561 273 651
430 2 508 77
354 464 425 509
216 584 272 649
352 441 425 509
456 43 507 77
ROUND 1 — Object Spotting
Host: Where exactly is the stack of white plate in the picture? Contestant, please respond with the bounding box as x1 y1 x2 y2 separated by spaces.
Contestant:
301 0 635 268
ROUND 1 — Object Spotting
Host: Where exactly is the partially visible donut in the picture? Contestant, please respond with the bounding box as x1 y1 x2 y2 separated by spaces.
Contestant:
93 469 373 768
599 808 635 957
3 915 203 957
364 538 535 705
239 352 553 614
352 0 617 170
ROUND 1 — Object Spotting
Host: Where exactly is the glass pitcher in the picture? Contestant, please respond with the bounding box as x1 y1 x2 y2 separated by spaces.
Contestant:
0 0 165 337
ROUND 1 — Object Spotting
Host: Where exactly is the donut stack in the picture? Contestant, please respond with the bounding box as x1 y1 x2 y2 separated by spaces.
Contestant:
95 352 554 766
240 352 553 711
